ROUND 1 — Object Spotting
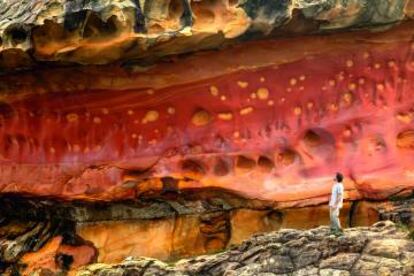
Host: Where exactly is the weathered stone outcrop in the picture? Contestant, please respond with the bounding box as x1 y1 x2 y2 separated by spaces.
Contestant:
1 21 414 205
0 219 97 275
0 0 413 70
1 194 413 274
2 1 414 275
74 221 414 276
374 198 414 229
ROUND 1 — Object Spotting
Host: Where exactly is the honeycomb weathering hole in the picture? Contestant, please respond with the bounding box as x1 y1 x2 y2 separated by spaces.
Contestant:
229 0 239 6
6 27 28 45
266 210 283 226
193 8 215 25
83 14 118 38
236 155 256 169
169 0 185 20
303 128 335 147
3 2 414 274
192 109 212 126
146 0 185 33
55 253 74 271
181 159 207 175
397 130 414 149
257 156 274 171
303 130 321 147
122 168 149 180
214 158 230 176
192 0 217 27
277 149 297 166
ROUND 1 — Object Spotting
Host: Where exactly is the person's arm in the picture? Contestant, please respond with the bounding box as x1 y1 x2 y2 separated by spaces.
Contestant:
334 185 343 207
331 185 337 208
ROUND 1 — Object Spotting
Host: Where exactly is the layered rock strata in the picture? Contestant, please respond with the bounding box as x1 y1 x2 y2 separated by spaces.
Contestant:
0 0 413 71
1 21 414 205
1 194 414 274
75 221 414 276
1 1 414 275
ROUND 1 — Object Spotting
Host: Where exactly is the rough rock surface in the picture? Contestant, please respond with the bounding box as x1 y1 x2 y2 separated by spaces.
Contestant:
2 1 414 275
0 0 413 70
377 198 414 230
75 221 414 276
1 21 414 204
2 195 414 274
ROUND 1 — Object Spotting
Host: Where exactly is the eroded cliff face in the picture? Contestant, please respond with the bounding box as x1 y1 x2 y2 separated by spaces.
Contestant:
1 0 414 275
1 22 414 204
0 0 414 70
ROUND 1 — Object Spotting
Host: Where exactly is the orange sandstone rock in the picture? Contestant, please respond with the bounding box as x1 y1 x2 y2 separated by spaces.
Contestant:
0 23 413 204
20 236 96 274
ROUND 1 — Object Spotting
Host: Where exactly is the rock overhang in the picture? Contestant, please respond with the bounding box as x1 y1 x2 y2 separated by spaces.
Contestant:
0 21 414 204
1 1 414 274
0 0 413 71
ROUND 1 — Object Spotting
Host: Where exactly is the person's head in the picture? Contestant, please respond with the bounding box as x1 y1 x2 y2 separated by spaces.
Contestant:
335 172 343 183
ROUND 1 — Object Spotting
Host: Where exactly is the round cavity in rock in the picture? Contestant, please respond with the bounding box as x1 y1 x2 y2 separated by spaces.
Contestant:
64 10 88 31
214 158 230 176
145 0 185 33
258 155 274 171
277 149 297 166
6 27 28 45
396 130 414 150
236 155 256 169
342 92 354 106
194 8 215 25
83 14 118 38
191 109 211 126
181 159 206 175
142 110 159 123
303 130 321 147
168 0 185 20
302 128 335 148
257 87 269 100
55 253 74 270
266 210 283 226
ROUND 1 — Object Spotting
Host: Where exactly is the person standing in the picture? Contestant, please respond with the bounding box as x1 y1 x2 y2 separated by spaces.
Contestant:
329 172 344 235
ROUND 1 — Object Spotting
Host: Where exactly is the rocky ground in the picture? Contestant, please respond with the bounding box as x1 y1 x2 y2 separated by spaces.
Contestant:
75 221 414 276
1 196 413 275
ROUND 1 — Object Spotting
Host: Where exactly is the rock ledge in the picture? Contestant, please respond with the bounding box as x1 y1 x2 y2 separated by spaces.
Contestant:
76 221 414 276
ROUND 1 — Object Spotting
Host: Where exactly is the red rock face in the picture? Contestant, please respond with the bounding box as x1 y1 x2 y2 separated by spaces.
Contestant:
0 23 414 204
